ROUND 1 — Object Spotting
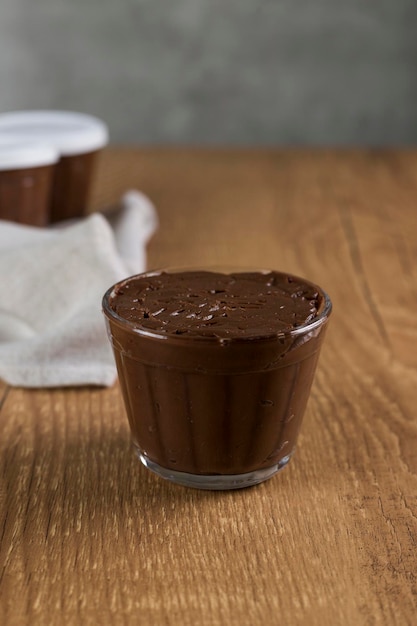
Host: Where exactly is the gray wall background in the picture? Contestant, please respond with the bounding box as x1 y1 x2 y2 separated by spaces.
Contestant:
1 0 416 145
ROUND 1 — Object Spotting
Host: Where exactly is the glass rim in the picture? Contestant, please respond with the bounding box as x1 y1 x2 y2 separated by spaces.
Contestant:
102 267 332 343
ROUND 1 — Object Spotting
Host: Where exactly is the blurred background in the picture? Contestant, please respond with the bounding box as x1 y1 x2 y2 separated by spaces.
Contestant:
1 0 416 145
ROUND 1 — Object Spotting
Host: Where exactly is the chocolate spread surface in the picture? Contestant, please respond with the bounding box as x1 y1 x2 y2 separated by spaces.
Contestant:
109 270 322 339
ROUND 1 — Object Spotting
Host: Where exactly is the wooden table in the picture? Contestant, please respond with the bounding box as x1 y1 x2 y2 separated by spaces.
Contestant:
1 148 417 625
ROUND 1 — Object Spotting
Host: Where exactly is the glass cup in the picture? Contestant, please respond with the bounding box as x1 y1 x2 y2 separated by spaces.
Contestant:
102 268 332 490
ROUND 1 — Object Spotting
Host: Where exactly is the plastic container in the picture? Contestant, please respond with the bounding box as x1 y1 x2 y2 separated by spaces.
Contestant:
0 140 58 226
0 111 108 222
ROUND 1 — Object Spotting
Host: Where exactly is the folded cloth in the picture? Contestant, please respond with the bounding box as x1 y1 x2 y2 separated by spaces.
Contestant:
0 190 158 388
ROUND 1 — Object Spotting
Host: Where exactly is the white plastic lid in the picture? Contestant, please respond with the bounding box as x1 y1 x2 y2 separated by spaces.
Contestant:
0 110 109 156
0 139 59 171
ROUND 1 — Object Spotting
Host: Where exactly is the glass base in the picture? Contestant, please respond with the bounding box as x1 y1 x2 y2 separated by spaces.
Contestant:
137 452 293 490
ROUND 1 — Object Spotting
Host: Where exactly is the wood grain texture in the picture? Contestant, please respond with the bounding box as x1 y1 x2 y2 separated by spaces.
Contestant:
1 149 417 625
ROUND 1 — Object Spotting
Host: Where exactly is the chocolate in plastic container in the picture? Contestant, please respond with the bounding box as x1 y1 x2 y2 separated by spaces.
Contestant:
0 140 58 226
0 111 108 223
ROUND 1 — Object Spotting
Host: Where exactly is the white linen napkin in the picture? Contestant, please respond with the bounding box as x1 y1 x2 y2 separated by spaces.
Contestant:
0 190 158 388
